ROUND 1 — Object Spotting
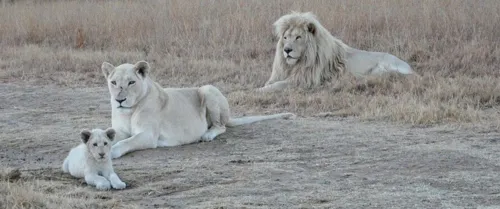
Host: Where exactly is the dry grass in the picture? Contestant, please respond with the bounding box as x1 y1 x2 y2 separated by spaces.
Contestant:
0 168 137 209
1 0 499 126
0 181 136 209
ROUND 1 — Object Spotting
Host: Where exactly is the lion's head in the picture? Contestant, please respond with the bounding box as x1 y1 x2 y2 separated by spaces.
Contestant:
81 128 115 162
274 13 318 66
271 11 347 88
101 61 151 111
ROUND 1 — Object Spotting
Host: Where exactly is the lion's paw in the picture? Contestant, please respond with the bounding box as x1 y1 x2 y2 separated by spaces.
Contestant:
283 113 297 120
95 181 111 190
201 132 217 142
255 87 266 93
111 180 126 190
110 147 122 159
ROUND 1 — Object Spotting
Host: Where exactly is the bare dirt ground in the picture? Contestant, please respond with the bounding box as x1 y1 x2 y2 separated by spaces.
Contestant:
2 83 500 209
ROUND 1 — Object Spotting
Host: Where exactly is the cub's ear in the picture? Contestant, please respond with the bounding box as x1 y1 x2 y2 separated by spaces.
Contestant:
134 60 150 78
101 62 115 79
306 22 316 35
104 128 116 141
80 129 92 144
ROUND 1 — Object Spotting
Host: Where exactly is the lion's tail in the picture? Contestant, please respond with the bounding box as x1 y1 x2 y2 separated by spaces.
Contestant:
226 113 296 127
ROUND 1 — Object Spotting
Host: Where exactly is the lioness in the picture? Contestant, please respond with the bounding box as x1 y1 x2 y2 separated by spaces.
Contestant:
102 61 295 159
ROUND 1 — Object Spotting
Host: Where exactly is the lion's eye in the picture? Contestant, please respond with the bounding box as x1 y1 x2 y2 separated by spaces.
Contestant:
111 81 116 85
128 81 135 85
283 36 287 40
104 142 108 146
93 143 98 147
296 36 301 40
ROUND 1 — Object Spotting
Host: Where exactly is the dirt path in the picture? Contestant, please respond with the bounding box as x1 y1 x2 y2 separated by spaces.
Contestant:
1 83 500 208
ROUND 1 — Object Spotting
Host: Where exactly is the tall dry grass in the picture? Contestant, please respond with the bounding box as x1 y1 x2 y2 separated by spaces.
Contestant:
0 0 499 125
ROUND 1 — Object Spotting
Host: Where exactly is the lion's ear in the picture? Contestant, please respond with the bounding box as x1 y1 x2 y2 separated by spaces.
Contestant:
134 60 150 78
101 62 115 79
104 128 116 141
80 129 92 144
307 22 316 35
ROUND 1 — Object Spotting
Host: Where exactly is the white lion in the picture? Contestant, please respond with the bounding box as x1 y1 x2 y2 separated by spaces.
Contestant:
62 128 126 190
258 11 417 92
101 60 295 159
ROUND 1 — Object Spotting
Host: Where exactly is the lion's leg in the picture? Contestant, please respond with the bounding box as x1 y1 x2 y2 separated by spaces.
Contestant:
198 85 230 142
368 63 388 75
110 128 130 145
265 74 278 86
256 80 290 93
110 132 157 159
201 105 228 141
201 126 227 142
103 170 126 190
84 173 111 190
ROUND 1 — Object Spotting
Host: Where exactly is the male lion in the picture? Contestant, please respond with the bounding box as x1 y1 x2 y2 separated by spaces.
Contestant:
102 60 295 159
258 11 417 92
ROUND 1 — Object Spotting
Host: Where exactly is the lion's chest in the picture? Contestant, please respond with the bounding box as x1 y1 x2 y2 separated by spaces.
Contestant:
111 110 132 136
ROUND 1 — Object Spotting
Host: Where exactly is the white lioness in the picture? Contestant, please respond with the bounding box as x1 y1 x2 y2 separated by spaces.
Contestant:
101 60 295 159
62 128 126 190
258 11 417 92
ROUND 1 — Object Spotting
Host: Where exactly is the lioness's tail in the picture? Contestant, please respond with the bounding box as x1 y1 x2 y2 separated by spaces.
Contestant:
226 113 296 127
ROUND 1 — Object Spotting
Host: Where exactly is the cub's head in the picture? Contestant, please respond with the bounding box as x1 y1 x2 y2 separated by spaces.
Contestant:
80 128 115 161
273 12 319 66
101 61 151 110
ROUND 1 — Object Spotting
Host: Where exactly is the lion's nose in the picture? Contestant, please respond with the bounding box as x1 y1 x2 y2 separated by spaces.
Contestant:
99 153 105 158
284 48 292 54
115 98 126 104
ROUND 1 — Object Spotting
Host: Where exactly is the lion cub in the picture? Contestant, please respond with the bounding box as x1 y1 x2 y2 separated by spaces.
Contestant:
62 128 126 190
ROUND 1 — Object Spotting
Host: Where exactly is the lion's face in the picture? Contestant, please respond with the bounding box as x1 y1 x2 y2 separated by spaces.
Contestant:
101 61 150 111
280 27 308 65
81 128 115 162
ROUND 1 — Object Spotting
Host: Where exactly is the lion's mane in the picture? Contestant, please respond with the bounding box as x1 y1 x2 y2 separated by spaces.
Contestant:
271 12 348 88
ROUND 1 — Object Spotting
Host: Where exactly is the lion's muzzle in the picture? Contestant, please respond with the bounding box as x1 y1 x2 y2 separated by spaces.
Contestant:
116 98 126 104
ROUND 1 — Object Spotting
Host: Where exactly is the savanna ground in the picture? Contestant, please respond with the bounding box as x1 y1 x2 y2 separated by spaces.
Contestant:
1 0 500 208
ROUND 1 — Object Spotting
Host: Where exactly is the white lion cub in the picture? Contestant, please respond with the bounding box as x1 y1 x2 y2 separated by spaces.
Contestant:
62 128 126 190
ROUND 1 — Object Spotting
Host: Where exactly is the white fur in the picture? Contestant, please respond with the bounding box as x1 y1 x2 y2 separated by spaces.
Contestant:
258 11 417 93
101 61 296 159
62 128 126 190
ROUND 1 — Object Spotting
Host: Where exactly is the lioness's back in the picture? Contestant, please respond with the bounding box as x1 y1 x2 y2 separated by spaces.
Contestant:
163 87 202 109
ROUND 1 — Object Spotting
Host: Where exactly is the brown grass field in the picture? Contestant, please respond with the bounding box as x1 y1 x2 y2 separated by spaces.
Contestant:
1 0 500 208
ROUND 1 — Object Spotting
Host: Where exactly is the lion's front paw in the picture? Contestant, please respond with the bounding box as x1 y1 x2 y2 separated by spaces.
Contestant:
110 146 122 159
95 181 111 190
256 88 265 93
111 180 126 190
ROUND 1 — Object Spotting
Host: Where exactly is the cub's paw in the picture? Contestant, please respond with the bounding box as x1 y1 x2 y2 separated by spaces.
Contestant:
95 181 111 190
112 180 126 190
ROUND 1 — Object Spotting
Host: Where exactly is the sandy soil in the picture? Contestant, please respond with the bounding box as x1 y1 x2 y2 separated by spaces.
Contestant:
2 83 500 209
